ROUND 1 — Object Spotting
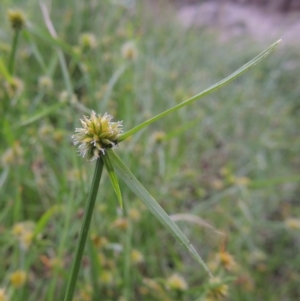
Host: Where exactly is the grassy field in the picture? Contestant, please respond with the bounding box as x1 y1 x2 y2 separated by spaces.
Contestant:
1 1 300 300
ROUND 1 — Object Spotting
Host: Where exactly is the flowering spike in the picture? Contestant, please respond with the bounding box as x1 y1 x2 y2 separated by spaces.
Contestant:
72 111 122 161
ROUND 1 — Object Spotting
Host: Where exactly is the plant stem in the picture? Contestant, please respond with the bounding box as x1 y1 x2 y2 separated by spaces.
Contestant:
63 158 104 301
8 30 20 75
123 219 132 301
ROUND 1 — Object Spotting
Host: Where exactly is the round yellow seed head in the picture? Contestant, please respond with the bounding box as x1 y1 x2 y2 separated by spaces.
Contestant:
128 208 141 222
121 41 138 60
72 111 123 161
152 131 166 143
8 10 26 31
99 270 114 285
112 218 128 230
218 251 237 271
9 270 27 288
79 33 97 50
166 273 188 291
131 249 144 264
285 218 300 230
207 277 228 299
38 76 53 92
4 77 24 98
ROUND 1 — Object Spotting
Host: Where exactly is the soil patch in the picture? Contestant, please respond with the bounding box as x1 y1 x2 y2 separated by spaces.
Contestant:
178 1 300 47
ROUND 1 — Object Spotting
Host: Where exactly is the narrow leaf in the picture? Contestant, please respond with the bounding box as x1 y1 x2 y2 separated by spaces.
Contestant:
109 150 212 276
16 102 64 127
34 205 62 238
22 30 47 72
26 24 81 62
0 167 9 189
102 64 128 107
248 175 300 189
103 152 123 208
119 39 282 141
0 58 12 81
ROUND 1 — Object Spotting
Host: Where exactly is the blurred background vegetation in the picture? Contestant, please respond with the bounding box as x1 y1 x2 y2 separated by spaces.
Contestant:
0 0 300 300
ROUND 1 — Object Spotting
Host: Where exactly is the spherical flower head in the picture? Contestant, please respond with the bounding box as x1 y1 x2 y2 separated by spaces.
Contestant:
152 131 166 143
166 273 188 291
8 10 26 31
38 75 53 92
128 208 141 222
112 217 128 230
79 33 97 50
99 270 114 285
12 221 35 250
72 111 122 161
121 41 138 60
91 234 108 248
1 141 24 166
131 249 144 264
207 277 228 299
4 77 24 98
59 91 77 104
9 270 27 288
285 217 300 230
218 251 237 271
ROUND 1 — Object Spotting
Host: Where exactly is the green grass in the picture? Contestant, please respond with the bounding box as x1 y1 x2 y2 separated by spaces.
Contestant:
1 1 300 300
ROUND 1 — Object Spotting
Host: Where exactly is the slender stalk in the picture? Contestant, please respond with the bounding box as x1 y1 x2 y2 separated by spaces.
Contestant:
8 30 20 75
63 158 104 301
123 219 132 301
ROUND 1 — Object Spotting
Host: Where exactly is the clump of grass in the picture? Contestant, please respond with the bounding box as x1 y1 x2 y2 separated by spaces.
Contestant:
64 38 280 300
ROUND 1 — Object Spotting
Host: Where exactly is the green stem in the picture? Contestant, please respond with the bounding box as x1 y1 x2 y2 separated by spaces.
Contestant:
8 30 20 75
123 219 132 300
63 158 104 301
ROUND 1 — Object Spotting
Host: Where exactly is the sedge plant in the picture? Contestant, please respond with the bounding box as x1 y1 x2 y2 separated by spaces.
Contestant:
64 39 281 301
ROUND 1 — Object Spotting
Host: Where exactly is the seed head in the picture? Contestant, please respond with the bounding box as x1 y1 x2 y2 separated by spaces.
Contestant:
72 111 122 161
217 251 237 271
128 208 141 222
285 217 300 230
121 41 138 60
8 10 26 31
79 33 97 50
38 76 53 92
4 77 24 98
166 273 188 291
131 249 144 264
99 270 114 285
112 217 128 230
9 270 27 288
12 221 35 250
206 277 228 299
1 142 24 166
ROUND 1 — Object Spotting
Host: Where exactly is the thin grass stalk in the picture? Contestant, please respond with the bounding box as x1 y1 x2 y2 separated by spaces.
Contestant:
8 30 20 74
47 190 75 301
123 206 132 300
63 158 104 301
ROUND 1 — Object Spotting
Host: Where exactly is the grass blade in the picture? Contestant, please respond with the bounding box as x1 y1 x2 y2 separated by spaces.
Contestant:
33 205 62 238
26 24 80 62
109 150 212 276
0 58 13 81
16 102 64 127
103 151 123 208
119 39 282 141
